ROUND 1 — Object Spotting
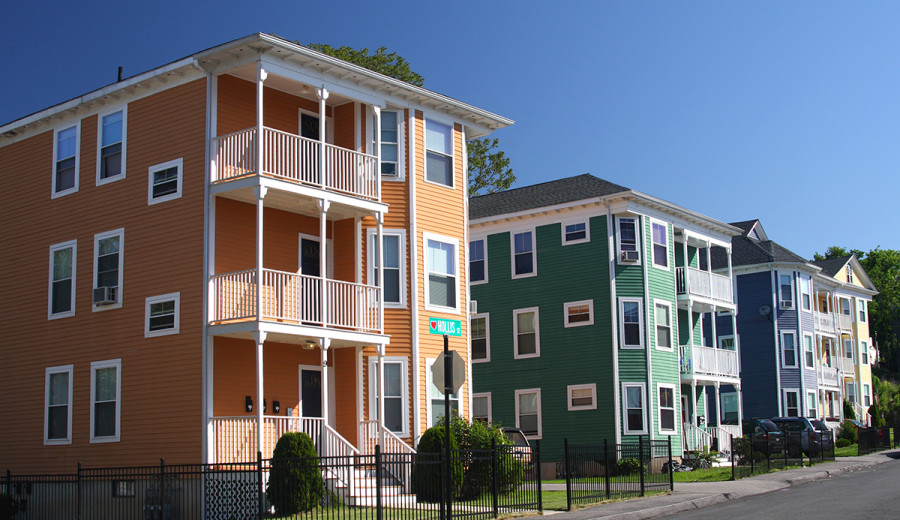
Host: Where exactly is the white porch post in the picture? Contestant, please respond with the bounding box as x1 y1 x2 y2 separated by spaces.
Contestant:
711 307 719 375
714 382 721 426
318 199 330 326
320 338 331 456
691 381 698 429
317 87 329 189
736 383 744 433
256 66 266 175
377 344 386 448
254 331 267 458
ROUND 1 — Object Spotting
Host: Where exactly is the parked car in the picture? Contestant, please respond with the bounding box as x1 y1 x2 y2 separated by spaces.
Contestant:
809 420 834 450
770 417 821 457
501 427 533 463
742 418 784 454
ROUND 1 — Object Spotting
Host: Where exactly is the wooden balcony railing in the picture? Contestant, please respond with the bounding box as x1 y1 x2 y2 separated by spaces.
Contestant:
819 366 841 389
815 311 836 333
676 266 733 304
679 344 739 379
210 268 382 334
835 313 853 331
212 126 379 202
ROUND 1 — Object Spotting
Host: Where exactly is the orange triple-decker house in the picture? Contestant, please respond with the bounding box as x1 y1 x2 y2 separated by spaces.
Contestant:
0 33 512 473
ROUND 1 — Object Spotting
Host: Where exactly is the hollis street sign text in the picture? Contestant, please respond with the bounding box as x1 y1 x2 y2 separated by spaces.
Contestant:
428 317 462 336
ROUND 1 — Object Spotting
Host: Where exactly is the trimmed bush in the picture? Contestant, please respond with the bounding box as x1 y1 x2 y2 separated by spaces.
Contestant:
266 432 324 515
837 420 858 444
413 423 463 502
614 457 642 476
836 438 851 448
450 417 524 498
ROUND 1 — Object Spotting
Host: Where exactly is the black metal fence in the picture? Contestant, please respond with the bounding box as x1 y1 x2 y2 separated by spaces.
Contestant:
1 444 541 520
731 431 835 479
561 437 673 510
858 426 892 455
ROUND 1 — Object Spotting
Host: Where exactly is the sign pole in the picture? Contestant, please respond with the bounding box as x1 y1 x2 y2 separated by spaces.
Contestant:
443 333 452 519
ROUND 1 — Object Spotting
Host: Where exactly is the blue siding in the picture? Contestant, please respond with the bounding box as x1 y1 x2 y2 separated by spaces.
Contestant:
734 271 779 419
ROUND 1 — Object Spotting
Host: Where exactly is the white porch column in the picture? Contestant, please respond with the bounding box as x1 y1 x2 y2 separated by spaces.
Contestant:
254 331 267 459
714 382 721 426
376 212 385 334
736 383 744 434
317 87 329 189
691 381 698 429
255 186 267 322
318 199 330 326
711 307 719 376
320 338 331 456
256 65 267 175
377 344 386 448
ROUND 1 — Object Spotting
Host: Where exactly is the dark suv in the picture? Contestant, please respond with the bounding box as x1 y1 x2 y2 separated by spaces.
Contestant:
742 418 784 454
809 420 834 451
770 417 820 457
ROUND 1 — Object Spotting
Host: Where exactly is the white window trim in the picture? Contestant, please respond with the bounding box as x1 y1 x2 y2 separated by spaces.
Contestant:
513 307 540 359
846 382 856 403
510 229 537 279
616 216 641 265
803 333 815 370
425 356 460 428
561 219 590 246
423 118 454 189
366 228 407 309
622 382 648 435
145 292 181 338
147 157 183 205
649 219 670 271
718 335 735 349
653 299 674 351
806 390 818 418
52 122 80 199
783 389 800 417
564 299 594 328
567 383 597 411
800 276 812 312
781 331 798 368
863 384 871 407
48 240 77 320
657 383 678 436
469 237 488 285
95 106 127 186
93 228 124 311
368 356 410 438
844 338 855 361
472 392 493 423
375 108 405 181
858 300 867 323
860 341 868 365
90 358 122 443
44 364 74 445
619 297 645 350
423 231 460 313
778 272 794 310
514 388 542 439
471 312 490 363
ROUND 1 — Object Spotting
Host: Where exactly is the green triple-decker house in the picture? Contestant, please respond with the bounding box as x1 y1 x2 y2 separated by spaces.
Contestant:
468 174 743 472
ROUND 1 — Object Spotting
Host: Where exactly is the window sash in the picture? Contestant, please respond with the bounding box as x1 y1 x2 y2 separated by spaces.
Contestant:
659 387 676 432
651 223 667 267
655 303 671 349
624 385 645 433
516 311 537 356
513 232 534 275
780 275 793 307
619 218 637 251
564 222 587 242
785 391 799 417
471 316 488 360
425 119 452 186
426 238 455 309
621 300 642 348
99 111 124 180
469 239 485 282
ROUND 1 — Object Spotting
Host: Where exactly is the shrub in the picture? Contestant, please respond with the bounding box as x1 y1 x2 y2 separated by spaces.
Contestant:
449 416 524 498
0 494 19 520
731 438 765 465
837 420 858 444
844 399 856 421
413 423 463 502
266 432 323 515
614 457 642 476
836 438 851 448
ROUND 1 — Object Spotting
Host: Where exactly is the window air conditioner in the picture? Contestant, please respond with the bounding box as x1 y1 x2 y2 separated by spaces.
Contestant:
93 286 117 305
621 251 640 262
469 300 478 315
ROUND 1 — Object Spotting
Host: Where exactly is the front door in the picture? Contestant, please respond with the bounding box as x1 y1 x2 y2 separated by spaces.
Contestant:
299 367 322 418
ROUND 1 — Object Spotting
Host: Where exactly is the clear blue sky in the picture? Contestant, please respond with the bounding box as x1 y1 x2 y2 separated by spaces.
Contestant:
3 1 897 259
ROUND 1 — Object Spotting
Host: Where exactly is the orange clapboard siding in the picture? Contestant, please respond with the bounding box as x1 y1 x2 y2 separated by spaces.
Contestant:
217 75 337 137
0 79 208 472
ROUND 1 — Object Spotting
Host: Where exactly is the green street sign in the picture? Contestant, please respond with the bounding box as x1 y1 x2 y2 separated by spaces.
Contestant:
429 317 462 336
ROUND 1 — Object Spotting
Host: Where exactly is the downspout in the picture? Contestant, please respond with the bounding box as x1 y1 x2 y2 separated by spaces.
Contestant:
605 203 621 444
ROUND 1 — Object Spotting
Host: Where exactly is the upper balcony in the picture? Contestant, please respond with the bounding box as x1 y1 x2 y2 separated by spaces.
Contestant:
814 311 837 335
676 266 734 307
679 344 740 383
835 313 853 333
819 366 841 391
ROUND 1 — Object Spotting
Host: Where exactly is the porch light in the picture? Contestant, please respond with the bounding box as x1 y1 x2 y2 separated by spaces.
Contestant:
245 396 253 413
303 339 318 350
273 400 281 414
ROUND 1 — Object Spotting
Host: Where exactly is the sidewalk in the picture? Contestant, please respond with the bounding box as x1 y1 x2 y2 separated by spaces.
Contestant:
542 451 898 520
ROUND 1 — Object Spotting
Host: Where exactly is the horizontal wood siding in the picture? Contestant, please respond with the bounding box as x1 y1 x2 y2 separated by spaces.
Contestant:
646 219 679 445
735 271 779 419
217 75 332 137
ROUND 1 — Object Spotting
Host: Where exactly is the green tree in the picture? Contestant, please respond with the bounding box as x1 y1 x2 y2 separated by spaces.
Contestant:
306 42 514 196
812 246 865 261
266 432 323 515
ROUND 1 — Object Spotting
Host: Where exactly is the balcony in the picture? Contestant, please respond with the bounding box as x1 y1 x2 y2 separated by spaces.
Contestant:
210 268 382 334
212 126 379 203
836 313 853 332
679 344 739 381
814 311 836 334
676 266 733 304
819 366 841 390
839 356 856 375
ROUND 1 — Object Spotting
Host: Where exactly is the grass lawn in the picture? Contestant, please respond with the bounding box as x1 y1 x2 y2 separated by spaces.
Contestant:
541 489 671 511
670 466 733 482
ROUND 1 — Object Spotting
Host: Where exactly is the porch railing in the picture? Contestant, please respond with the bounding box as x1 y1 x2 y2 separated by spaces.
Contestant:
675 266 733 304
210 416 359 461
819 366 841 389
683 422 712 452
358 420 415 492
815 311 835 333
209 268 382 333
679 344 739 379
836 313 853 331
707 424 741 455
212 126 379 201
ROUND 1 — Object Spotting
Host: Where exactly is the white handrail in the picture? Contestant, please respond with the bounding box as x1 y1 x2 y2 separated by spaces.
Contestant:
679 344 739 379
683 422 712 452
676 266 733 303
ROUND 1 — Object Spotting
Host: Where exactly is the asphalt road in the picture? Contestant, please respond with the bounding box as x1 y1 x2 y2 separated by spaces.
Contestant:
669 457 900 519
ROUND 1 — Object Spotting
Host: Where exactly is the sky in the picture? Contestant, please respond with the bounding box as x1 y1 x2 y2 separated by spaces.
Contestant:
2 1 898 260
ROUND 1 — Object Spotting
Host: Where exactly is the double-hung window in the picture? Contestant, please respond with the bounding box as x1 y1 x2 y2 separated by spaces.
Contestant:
53 124 79 197
424 233 457 311
651 221 668 268
145 293 180 337
658 384 676 434
861 341 869 364
844 338 854 360
846 382 856 404
369 357 408 436
93 229 124 308
515 389 541 438
779 274 794 309
91 359 121 442
148 158 182 204
782 332 797 367
800 277 811 311
369 230 406 308
471 313 490 362
45 365 73 444
618 217 639 263
863 384 871 407
49 240 77 319
512 231 535 277
564 300 593 327
514 308 539 358
472 393 492 424
568 384 596 411
377 110 401 177
469 238 486 284
803 334 815 369
425 119 453 186
858 300 867 322
654 300 672 351
840 298 851 317
622 383 647 434
97 109 125 184
619 298 644 349
846 265 854 284
562 221 589 245
784 390 800 417
807 391 817 418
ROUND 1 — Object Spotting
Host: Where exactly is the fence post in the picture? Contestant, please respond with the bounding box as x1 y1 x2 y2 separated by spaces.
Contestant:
439 447 446 520
76 461 82 520
257 451 264 520
668 435 674 491
375 444 383 520
800 432 805 467
603 439 611 500
159 458 166 520
639 436 645 497
491 437 499 518
730 434 735 481
564 438 571 511
535 439 543 512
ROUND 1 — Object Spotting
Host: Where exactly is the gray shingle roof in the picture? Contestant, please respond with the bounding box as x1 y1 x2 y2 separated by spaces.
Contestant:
810 256 852 277
712 234 809 269
469 174 629 220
